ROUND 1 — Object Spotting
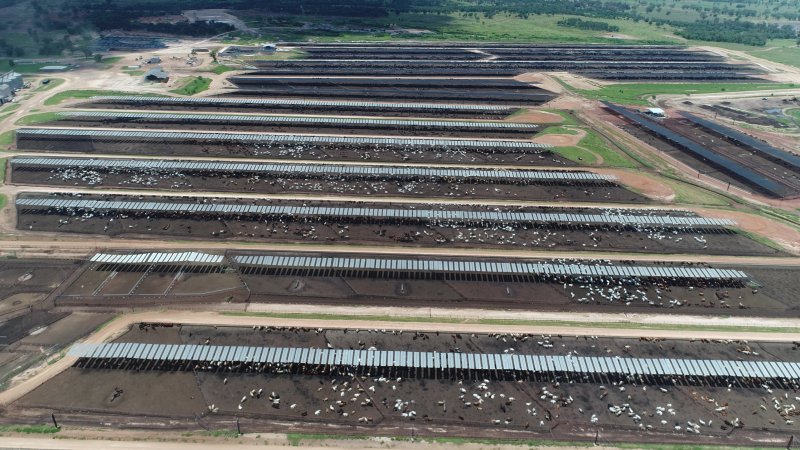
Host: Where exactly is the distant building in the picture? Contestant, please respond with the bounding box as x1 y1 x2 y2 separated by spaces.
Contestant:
93 35 166 52
0 71 23 90
0 84 12 104
645 107 666 118
218 43 277 58
144 67 169 82
40 65 71 72
146 56 162 64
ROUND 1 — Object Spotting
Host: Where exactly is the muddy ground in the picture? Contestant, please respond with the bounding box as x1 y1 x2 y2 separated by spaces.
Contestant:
15 137 573 167
15 325 800 445
47 118 539 139
57 262 248 307
10 165 647 203
0 259 81 315
236 265 797 317
78 100 517 119
50 250 800 316
16 194 776 256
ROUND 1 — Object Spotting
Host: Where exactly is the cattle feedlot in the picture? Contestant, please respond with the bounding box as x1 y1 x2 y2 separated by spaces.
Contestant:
0 27 798 450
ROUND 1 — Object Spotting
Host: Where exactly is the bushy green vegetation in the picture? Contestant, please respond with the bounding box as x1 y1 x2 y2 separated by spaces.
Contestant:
557 18 619 32
0 424 60 434
2 0 799 57
676 19 796 46
169 76 212 96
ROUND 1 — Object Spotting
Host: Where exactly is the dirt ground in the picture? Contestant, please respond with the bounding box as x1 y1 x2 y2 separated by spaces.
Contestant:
601 169 676 202
10 165 647 204
16 194 779 256
49 117 540 139
0 311 70 346
16 136 573 167
618 118 800 199
59 262 247 307
237 266 797 317
14 325 800 446
0 260 80 313
42 250 800 317
79 99 516 119
533 129 586 147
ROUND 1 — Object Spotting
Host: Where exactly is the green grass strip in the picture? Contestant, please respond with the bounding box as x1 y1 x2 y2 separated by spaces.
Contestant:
33 78 65 92
0 130 13 148
206 64 238 74
284 431 780 449
170 76 212 96
14 112 61 126
575 82 798 106
0 424 60 434
44 90 166 106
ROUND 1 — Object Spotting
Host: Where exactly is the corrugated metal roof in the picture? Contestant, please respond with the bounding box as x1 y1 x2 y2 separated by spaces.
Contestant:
16 128 550 149
69 342 797 381
11 157 613 181
16 197 734 227
230 254 747 280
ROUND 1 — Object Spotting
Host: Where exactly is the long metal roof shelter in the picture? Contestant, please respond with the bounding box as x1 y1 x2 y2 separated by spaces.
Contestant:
57 111 538 130
679 111 800 170
11 157 614 182
16 128 550 149
89 95 515 112
69 343 796 382
603 102 786 198
90 252 224 264
232 254 747 280
16 197 735 228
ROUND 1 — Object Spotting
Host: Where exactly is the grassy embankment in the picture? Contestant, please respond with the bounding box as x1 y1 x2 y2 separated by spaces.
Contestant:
44 90 166 106
570 82 798 106
14 112 60 125
169 76 212 96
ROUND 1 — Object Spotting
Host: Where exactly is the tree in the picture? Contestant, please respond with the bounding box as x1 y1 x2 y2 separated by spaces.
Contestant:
94 54 103 63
